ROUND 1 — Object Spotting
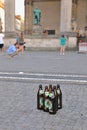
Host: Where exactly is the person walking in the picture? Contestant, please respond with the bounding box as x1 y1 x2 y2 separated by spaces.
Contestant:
0 30 5 54
60 35 67 55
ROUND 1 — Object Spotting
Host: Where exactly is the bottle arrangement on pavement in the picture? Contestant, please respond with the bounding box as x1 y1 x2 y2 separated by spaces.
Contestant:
37 84 62 115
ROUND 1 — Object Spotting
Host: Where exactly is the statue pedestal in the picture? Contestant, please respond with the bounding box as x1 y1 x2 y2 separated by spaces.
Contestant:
32 24 43 36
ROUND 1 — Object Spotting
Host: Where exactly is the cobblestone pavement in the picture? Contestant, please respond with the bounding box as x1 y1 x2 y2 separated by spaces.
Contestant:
0 51 87 130
0 81 87 130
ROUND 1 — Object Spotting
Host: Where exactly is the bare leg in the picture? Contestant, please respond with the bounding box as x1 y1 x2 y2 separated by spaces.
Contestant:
8 45 24 59
63 46 65 55
1 47 4 54
9 52 18 59
60 46 63 55
17 45 24 54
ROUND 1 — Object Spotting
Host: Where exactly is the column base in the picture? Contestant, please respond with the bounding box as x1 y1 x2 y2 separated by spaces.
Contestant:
4 31 16 38
32 24 43 36
60 32 77 37
24 30 33 35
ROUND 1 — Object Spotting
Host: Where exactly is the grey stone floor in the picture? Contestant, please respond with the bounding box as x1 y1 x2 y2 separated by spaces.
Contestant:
0 51 87 130
0 51 87 75
0 81 87 130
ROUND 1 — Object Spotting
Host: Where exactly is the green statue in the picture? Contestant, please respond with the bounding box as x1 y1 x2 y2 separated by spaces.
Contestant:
34 8 42 24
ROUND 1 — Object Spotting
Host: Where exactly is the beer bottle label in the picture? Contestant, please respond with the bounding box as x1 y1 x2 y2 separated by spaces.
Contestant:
49 100 52 110
49 93 54 111
58 98 60 105
45 99 49 108
44 91 49 109
45 91 49 97
40 97 43 107
39 90 44 95
49 93 54 98
57 90 60 95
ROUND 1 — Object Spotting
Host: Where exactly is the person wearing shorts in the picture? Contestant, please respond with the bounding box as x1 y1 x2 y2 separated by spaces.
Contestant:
7 42 24 58
0 31 5 53
19 32 25 53
60 35 67 55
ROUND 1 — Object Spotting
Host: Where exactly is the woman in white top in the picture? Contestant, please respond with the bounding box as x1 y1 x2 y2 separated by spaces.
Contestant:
0 31 4 53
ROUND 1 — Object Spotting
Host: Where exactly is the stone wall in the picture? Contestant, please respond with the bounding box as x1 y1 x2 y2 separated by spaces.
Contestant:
4 37 77 51
33 0 87 35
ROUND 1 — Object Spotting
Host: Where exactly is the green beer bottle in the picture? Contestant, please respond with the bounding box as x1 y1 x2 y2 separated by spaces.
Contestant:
43 86 49 112
49 88 57 114
53 85 58 111
56 84 62 109
37 84 44 110
49 84 52 90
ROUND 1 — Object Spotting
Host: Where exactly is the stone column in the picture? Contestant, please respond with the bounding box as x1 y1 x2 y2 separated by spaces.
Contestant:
71 1 77 32
24 0 33 34
5 0 15 35
60 0 72 33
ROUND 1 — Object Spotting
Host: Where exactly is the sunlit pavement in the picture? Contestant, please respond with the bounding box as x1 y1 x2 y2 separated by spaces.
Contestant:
0 51 87 75
0 51 87 130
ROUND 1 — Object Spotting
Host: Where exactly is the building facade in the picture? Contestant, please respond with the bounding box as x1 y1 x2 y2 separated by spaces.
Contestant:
4 0 24 35
4 0 87 35
24 0 87 35
15 15 24 32
0 0 4 32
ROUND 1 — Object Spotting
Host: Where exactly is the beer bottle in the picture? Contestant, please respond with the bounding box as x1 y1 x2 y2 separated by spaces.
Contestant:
49 88 57 114
49 84 52 90
43 86 49 112
37 84 44 110
53 85 58 111
56 84 62 109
